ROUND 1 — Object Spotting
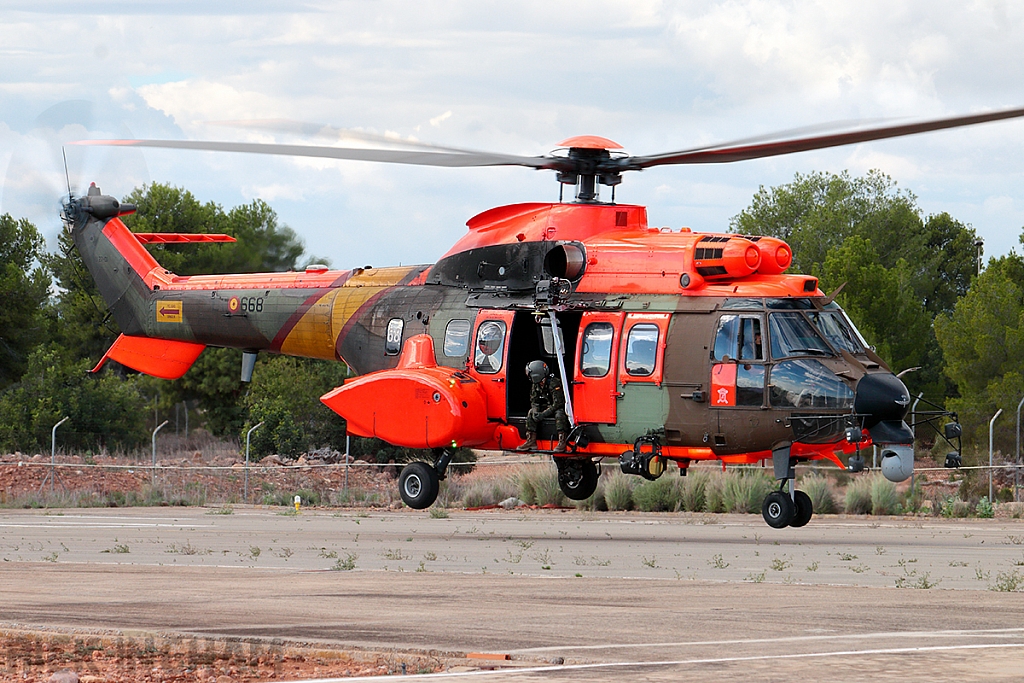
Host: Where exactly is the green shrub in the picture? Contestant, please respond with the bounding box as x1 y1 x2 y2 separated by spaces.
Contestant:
604 473 634 511
633 476 680 512
722 470 773 513
515 466 543 505
800 474 837 514
529 466 567 507
870 476 900 515
704 473 726 513
681 470 711 512
976 496 995 519
844 476 872 514
941 496 971 518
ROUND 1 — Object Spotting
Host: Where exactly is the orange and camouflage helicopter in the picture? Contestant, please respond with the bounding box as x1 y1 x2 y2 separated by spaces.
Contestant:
66 107 1024 528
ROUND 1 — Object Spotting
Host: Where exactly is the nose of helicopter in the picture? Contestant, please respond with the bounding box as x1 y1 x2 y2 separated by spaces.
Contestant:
853 372 911 428
853 372 915 482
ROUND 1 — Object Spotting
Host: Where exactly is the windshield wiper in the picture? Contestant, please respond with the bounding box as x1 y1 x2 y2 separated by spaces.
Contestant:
785 347 830 356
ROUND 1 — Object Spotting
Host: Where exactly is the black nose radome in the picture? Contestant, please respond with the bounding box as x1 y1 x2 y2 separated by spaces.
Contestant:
854 373 911 428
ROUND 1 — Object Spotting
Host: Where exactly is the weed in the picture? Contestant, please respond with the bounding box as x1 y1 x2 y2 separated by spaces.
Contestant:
709 553 729 569
806 561 819 572
838 552 858 561
207 506 233 515
849 564 869 573
875 546 887 556
275 547 293 559
249 546 261 560
532 548 553 566
746 570 766 583
948 560 969 567
416 561 427 572
1006 535 1024 545
575 573 583 578
166 541 210 556
43 552 58 562
423 551 437 561
429 507 449 519
383 549 409 561
976 496 995 519
319 549 338 559
989 570 1023 592
769 556 791 571
641 556 658 568
332 553 357 571
976 567 991 581
101 543 130 554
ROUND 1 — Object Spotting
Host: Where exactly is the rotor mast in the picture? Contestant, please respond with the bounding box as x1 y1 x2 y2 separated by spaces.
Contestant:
555 136 624 203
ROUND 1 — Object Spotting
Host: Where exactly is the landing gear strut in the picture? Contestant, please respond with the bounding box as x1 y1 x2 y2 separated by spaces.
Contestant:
398 449 452 509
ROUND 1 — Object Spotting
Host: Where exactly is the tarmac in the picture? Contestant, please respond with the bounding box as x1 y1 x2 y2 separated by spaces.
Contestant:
2 507 1024 681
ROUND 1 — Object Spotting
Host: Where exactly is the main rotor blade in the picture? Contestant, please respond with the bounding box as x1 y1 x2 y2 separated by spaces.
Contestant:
627 106 1024 168
205 118 492 156
71 138 558 170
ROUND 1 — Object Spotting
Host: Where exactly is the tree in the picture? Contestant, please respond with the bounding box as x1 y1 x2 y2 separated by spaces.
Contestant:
731 170 977 399
0 215 51 389
242 355 350 458
934 254 1024 448
0 344 148 452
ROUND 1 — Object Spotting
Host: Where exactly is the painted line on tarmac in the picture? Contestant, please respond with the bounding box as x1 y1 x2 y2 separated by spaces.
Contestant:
279 642 1024 682
510 626 1024 653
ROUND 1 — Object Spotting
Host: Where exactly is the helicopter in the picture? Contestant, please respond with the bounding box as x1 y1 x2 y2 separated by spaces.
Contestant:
66 106 1024 528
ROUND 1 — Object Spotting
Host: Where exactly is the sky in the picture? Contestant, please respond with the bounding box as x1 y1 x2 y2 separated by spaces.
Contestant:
2 1 1024 271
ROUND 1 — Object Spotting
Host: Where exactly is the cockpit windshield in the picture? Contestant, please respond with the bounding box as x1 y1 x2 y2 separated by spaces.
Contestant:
808 310 863 354
768 312 832 359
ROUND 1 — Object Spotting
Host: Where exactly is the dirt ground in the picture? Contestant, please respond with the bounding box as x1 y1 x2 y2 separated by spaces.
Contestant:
1 629 444 682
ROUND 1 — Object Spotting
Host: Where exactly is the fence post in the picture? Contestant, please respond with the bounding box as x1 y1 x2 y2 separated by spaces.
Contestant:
990 408 1004 503
245 421 264 503
48 417 70 494
152 420 169 485
1016 396 1024 503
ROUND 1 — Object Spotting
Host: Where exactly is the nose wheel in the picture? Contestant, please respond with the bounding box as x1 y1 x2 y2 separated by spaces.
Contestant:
761 482 814 528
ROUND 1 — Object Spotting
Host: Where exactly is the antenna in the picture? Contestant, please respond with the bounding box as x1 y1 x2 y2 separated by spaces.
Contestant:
62 146 72 201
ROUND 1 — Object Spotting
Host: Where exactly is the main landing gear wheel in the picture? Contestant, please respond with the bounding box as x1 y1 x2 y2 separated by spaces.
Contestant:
791 490 813 528
762 490 796 529
556 458 599 500
399 461 440 509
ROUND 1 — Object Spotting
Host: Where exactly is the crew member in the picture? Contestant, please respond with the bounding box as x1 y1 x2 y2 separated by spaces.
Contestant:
516 360 570 453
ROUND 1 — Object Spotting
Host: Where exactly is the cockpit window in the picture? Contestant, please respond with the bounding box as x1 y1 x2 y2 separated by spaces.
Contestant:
808 311 863 354
713 314 764 362
768 312 832 358
769 359 855 409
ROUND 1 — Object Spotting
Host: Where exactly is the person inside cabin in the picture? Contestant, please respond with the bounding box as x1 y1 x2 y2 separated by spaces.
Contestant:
516 360 570 453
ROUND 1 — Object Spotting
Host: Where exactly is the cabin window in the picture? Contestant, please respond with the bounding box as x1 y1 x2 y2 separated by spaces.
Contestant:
443 319 471 357
624 323 659 377
736 365 765 406
539 318 565 356
580 323 614 377
384 318 404 356
712 314 764 362
474 320 507 374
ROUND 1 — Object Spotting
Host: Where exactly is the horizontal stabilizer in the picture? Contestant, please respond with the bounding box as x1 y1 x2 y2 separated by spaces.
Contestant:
133 233 236 244
91 334 205 380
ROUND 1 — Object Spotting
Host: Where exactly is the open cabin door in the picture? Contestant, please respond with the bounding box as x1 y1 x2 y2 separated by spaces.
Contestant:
469 310 515 421
573 311 624 424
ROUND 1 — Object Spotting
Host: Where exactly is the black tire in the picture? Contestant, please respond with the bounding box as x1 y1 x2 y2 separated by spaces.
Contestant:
791 490 813 528
762 490 795 529
399 461 439 509
556 458 599 500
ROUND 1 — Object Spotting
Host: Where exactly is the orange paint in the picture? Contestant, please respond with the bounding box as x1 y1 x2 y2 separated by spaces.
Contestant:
91 334 205 380
710 364 737 407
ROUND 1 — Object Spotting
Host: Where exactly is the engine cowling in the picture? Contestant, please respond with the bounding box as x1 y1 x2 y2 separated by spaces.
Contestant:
320 334 495 449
